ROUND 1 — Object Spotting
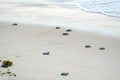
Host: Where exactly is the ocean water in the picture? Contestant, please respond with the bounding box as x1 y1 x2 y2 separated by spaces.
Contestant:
74 0 120 18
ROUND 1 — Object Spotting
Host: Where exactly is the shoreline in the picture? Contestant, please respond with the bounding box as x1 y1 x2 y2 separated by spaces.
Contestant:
0 3 120 38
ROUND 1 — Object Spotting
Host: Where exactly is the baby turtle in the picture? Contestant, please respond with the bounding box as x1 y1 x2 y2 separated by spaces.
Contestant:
99 47 105 50
62 33 69 36
56 27 61 29
66 29 72 32
42 52 50 55
61 72 69 76
12 23 18 26
85 45 91 48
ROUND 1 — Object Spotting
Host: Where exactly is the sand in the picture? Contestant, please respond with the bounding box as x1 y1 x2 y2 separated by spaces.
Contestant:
0 0 120 80
0 22 120 80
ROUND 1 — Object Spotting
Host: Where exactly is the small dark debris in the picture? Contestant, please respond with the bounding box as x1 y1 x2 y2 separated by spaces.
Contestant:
7 69 11 74
85 45 91 48
14 74 16 77
62 33 69 35
0 60 1 62
9 74 12 76
42 52 50 55
56 27 61 29
7 71 11 74
99 47 105 50
61 73 69 76
1 64 8 68
12 23 18 26
12 73 16 77
66 29 72 32
1 60 13 68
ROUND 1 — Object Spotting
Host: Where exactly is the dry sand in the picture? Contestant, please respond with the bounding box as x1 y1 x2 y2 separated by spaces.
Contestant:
0 22 120 80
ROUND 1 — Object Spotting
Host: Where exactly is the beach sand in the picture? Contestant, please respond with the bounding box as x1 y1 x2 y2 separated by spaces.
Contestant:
0 22 120 80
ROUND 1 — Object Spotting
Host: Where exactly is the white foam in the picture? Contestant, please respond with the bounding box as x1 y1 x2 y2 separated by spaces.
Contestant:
74 0 120 18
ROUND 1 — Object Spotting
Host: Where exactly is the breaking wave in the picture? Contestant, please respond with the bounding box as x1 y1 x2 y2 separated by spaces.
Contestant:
74 0 120 18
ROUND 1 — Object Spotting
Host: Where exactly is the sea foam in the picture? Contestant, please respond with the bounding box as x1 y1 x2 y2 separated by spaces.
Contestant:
74 0 120 18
